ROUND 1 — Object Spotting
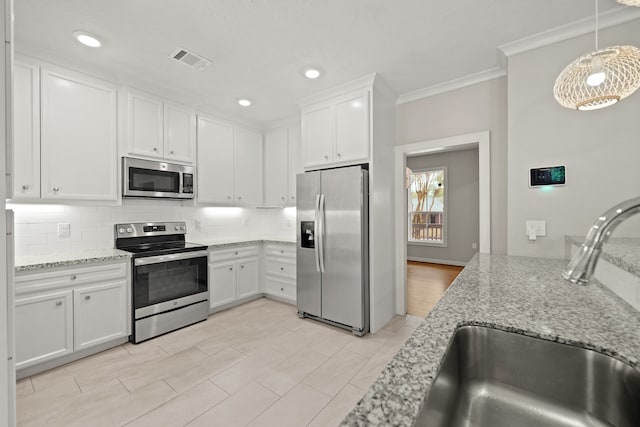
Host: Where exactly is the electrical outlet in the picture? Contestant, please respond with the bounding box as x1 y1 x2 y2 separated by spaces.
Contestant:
472 242 478 250
57 223 70 238
525 220 546 237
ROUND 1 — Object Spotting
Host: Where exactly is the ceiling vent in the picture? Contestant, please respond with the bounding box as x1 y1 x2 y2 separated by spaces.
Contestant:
170 47 212 70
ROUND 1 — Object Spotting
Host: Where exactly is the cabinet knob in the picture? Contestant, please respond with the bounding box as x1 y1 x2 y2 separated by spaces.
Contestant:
291 196 295 200
280 267 284 271
324 155 328 160
280 250 284 254
240 265 244 269
281 197 285 200
227 196 232 200
53 187 60 192
169 150 174 155
153 147 158 152
280 287 284 291
235 252 238 255
55 301 62 307
229 267 233 271
337 153 341 158
238 196 242 200
22 184 29 190
70 275 77 280
84 295 91 301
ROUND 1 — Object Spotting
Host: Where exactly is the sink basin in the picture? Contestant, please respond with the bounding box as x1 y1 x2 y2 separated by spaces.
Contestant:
417 326 640 427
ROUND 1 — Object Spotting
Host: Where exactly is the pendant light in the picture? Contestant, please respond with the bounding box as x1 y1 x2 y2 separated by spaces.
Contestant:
553 0 640 110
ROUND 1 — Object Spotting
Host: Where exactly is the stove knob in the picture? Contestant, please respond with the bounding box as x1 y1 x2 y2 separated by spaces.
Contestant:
180 225 185 231
175 226 180 231
126 227 133 233
118 228 125 234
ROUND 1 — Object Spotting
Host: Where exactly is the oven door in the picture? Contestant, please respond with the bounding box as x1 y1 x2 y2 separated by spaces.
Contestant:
133 251 208 319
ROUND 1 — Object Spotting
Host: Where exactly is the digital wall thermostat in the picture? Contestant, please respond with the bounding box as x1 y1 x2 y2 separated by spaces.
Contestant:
529 165 566 187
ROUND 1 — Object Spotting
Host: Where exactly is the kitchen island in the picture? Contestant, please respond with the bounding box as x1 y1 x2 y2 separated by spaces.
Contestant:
342 253 640 426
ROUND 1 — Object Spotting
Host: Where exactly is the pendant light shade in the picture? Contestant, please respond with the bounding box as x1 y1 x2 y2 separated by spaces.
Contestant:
553 45 640 110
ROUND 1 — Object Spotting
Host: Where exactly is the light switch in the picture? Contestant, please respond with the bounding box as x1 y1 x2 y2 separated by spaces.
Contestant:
58 223 71 238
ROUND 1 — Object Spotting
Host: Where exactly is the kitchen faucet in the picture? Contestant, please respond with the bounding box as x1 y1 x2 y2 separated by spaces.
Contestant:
563 196 640 284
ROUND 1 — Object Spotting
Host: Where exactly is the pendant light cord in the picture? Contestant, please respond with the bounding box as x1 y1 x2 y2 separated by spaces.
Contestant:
595 0 599 50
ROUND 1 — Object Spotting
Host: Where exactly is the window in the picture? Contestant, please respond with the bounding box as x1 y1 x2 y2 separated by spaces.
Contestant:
408 168 446 245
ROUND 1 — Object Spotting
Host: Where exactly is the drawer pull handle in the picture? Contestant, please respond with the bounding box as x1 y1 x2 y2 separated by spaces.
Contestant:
84 295 91 301
55 301 62 307
70 275 77 280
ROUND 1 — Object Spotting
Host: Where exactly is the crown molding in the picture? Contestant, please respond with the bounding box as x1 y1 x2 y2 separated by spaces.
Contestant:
498 6 640 57
396 67 506 105
298 73 376 107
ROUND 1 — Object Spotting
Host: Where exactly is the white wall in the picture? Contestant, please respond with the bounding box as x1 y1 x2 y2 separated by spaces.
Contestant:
406 148 479 264
8 201 295 257
396 77 508 254
507 19 640 258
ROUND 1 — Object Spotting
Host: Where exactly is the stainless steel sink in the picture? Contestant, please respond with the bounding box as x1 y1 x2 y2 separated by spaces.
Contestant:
417 326 640 427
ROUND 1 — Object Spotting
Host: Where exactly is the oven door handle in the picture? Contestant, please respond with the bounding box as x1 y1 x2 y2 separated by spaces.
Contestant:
134 250 209 266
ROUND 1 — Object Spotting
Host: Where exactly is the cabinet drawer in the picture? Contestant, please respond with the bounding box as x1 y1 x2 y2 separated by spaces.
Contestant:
15 261 128 296
265 276 296 301
209 245 259 263
264 244 296 259
265 259 296 278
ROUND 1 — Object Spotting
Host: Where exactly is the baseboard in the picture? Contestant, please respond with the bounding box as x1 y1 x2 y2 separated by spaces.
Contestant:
407 256 467 267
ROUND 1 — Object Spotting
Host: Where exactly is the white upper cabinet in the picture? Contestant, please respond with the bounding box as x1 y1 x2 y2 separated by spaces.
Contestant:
197 116 235 204
164 103 196 163
197 115 263 206
124 89 196 164
40 68 118 201
12 60 40 200
301 79 372 170
234 127 263 206
128 92 163 158
264 127 288 205
264 125 301 206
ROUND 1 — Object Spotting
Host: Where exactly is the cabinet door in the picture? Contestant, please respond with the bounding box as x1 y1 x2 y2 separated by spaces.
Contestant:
15 290 73 369
264 127 289 206
73 281 127 351
197 117 235 203
12 61 40 200
302 104 332 168
164 103 196 164
40 69 117 201
209 261 236 308
234 127 263 206
287 125 302 205
128 92 164 158
236 258 259 299
334 91 370 163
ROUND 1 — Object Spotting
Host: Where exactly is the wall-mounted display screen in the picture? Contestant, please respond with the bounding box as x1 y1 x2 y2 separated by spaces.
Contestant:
530 165 566 187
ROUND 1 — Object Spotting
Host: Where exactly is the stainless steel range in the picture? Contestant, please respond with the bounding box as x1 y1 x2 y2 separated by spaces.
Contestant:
115 222 208 343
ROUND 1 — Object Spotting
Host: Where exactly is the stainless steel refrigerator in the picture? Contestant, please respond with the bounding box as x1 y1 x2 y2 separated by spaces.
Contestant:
296 166 369 336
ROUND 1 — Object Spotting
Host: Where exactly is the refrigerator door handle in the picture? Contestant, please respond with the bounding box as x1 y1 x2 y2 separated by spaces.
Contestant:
314 194 321 272
318 193 326 273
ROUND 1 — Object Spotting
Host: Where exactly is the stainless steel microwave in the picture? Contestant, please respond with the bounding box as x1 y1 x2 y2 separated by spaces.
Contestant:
122 157 195 199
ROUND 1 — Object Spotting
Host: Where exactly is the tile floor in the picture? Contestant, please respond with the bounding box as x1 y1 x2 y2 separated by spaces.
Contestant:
16 298 424 427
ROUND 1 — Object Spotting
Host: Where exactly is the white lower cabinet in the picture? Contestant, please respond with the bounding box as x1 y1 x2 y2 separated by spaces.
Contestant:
15 290 73 369
73 281 128 351
14 261 130 372
264 244 296 303
209 246 260 309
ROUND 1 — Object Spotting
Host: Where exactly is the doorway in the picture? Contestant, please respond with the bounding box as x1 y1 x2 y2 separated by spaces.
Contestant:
407 261 463 316
394 131 491 315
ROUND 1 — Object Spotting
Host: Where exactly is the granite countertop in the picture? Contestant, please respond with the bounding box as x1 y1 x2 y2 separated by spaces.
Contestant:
566 235 640 278
342 254 640 426
15 248 131 272
193 236 295 248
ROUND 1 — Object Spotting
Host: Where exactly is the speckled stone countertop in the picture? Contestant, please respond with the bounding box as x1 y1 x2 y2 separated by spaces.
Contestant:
193 236 295 249
15 248 131 272
342 254 640 426
566 235 640 278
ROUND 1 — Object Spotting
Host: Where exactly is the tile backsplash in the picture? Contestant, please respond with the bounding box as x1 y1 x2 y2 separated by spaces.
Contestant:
8 200 296 257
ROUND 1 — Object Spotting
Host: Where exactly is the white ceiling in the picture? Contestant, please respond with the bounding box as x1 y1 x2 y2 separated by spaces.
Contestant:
14 0 626 127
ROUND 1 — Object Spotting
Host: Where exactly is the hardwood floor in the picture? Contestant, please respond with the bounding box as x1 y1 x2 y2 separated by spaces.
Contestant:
407 261 463 317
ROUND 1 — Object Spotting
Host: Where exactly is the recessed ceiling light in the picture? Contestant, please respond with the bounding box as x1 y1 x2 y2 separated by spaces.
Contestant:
73 31 102 48
304 68 321 79
238 99 252 107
